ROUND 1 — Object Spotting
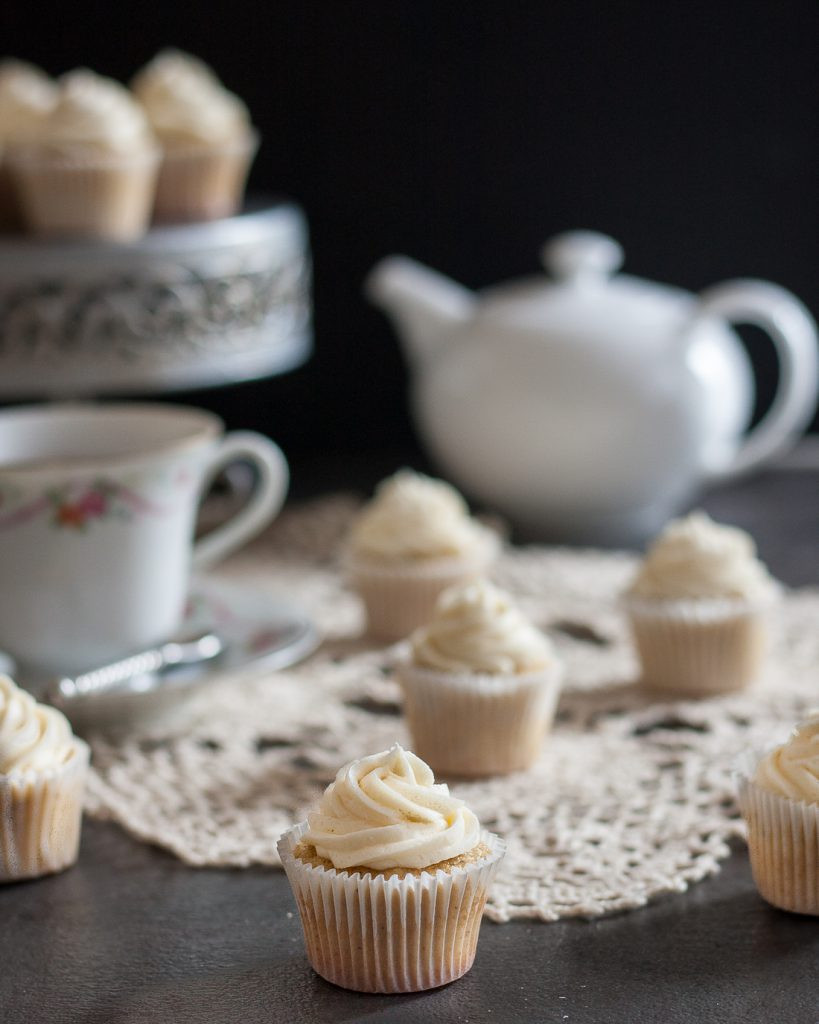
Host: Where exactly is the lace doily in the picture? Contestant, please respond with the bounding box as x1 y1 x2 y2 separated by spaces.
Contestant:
84 496 818 922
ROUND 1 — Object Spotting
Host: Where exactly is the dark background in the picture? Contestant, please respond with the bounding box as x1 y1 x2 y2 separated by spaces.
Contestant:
3 0 818 472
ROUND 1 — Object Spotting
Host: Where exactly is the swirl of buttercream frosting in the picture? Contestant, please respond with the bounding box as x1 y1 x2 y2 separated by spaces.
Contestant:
349 469 493 562
0 675 78 774
131 49 250 146
26 69 157 158
0 60 56 145
410 579 555 674
626 511 777 602
754 713 819 805
303 744 481 870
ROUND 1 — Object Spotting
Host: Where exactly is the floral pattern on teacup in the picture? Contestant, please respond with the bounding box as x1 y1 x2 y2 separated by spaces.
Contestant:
0 479 171 531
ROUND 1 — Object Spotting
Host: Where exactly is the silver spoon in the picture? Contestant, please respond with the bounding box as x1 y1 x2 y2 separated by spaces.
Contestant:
47 632 224 706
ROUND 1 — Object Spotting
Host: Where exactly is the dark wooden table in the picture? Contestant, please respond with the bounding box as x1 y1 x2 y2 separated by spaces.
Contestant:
3 461 818 1024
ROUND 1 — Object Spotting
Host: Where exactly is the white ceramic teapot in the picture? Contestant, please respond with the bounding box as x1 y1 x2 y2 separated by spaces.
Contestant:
366 231 818 543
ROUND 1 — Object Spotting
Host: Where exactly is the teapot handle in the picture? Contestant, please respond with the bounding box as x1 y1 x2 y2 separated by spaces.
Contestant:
695 279 818 481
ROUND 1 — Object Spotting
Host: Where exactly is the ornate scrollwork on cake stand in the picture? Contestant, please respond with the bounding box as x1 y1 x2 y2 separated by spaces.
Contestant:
0 201 312 397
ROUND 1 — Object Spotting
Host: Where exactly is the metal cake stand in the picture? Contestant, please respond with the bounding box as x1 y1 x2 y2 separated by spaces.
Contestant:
0 200 311 398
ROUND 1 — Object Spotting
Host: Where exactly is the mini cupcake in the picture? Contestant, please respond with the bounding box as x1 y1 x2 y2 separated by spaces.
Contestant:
738 713 819 915
622 511 778 695
0 59 56 230
278 744 505 992
0 675 90 882
397 579 562 777
345 469 500 641
8 69 159 240
131 49 258 223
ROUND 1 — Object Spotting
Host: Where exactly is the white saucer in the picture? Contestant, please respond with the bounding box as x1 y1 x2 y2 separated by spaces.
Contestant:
181 575 319 675
15 576 320 734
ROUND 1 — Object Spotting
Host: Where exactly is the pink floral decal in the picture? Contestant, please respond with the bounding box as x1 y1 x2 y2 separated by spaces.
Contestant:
247 627 286 654
0 479 170 531
54 484 111 530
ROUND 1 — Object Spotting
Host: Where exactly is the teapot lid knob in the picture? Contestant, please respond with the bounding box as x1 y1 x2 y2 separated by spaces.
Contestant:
542 231 624 283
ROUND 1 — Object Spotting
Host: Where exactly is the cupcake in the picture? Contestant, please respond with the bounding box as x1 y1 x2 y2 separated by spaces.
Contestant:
738 713 819 915
0 59 56 230
131 49 257 223
278 744 505 992
345 469 500 641
397 579 562 777
0 675 90 882
622 511 778 695
8 68 159 240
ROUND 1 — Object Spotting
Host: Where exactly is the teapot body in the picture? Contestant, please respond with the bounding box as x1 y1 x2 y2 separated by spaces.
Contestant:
411 307 753 543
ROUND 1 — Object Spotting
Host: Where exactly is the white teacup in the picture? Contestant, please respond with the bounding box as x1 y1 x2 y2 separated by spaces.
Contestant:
0 402 288 676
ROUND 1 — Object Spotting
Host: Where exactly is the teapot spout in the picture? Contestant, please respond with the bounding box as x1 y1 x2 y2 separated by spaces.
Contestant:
365 256 475 367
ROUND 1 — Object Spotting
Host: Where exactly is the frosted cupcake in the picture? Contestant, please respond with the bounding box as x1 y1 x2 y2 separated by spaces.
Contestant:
738 713 819 915
278 744 505 992
397 579 562 776
622 511 778 695
8 68 159 240
131 49 257 222
0 675 90 882
0 59 56 230
346 469 500 640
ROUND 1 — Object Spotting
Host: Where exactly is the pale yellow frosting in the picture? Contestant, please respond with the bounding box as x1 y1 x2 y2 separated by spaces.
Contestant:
303 744 481 871
410 579 554 674
23 69 157 159
754 713 819 805
0 60 56 146
627 511 776 602
0 675 77 774
131 49 250 146
349 469 493 563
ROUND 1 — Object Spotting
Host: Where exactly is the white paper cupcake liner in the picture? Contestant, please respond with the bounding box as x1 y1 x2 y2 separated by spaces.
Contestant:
622 595 771 695
737 772 819 915
278 824 505 993
346 531 500 642
396 661 563 777
9 150 160 240
0 740 90 882
152 130 259 223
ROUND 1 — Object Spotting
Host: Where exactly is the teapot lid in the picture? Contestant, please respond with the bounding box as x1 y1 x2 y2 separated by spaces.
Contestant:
478 231 696 338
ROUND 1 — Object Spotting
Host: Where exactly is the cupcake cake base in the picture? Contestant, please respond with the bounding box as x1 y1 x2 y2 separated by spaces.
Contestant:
0 742 90 882
397 662 562 777
625 596 769 695
152 133 259 224
347 534 499 642
10 151 160 241
738 775 819 916
279 824 505 993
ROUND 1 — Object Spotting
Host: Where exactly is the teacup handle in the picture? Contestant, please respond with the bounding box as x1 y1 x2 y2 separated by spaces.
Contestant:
192 431 289 571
